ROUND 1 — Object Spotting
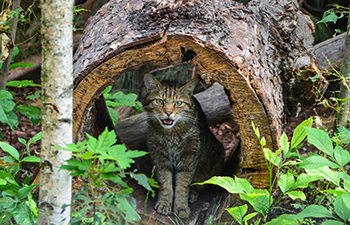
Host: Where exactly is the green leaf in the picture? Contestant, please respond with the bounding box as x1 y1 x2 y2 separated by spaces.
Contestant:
0 178 7 185
13 201 36 225
0 89 14 100
290 117 312 150
6 80 41 88
194 176 244 194
133 101 143 113
279 132 290 158
15 105 41 125
31 132 42 144
334 145 350 168
22 156 40 163
226 204 247 223
114 193 140 223
18 137 27 145
9 62 35 71
130 173 152 191
292 173 323 189
263 148 280 167
299 156 339 170
278 172 295 194
317 10 343 24
291 205 335 220
108 145 147 170
240 189 271 216
334 194 350 222
243 212 258 223
265 214 299 225
306 167 340 186
321 220 345 225
286 191 306 201
305 127 334 157
17 184 38 201
107 107 118 125
0 142 19 161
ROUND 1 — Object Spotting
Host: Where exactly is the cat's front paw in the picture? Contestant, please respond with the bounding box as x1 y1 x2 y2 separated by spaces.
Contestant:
155 201 172 215
174 204 190 219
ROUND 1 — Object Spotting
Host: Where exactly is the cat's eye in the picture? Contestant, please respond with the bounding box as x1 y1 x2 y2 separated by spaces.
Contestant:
174 101 183 106
155 99 163 104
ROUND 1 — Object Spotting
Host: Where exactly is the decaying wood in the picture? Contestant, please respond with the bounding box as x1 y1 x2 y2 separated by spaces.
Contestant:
72 0 325 223
314 32 346 71
116 82 232 149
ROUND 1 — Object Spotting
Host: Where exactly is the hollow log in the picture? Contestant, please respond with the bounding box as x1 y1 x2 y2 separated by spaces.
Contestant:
72 0 326 223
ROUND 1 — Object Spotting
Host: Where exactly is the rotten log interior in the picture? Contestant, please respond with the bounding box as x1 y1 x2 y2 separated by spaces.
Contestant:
72 0 326 223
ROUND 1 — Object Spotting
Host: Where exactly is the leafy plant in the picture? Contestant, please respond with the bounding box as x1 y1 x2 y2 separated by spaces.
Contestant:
103 86 143 125
196 117 350 224
59 128 157 224
0 79 41 140
0 132 41 225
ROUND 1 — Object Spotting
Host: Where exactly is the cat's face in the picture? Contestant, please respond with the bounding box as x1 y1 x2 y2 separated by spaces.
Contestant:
143 74 198 129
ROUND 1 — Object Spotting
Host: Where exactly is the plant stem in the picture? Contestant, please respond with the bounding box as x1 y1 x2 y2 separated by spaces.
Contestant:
335 9 350 128
0 0 21 90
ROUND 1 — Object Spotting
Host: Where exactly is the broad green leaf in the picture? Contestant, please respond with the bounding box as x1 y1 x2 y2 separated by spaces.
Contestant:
108 144 147 170
31 132 42 143
279 132 290 158
15 105 41 125
243 212 258 223
114 193 140 223
130 173 152 191
317 10 343 24
334 194 350 221
226 204 247 223
299 156 339 170
13 201 36 225
344 180 350 192
86 128 117 154
107 107 118 125
278 172 295 193
287 191 306 201
195 176 244 194
265 214 299 225
240 189 271 216
0 142 19 161
9 62 35 71
133 101 143 113
290 117 312 150
305 127 333 157
306 167 340 186
18 137 27 145
321 220 345 225
334 145 350 168
263 148 280 167
22 156 40 163
0 89 13 99
292 173 323 189
17 184 38 201
235 177 255 193
291 205 335 220
6 80 41 88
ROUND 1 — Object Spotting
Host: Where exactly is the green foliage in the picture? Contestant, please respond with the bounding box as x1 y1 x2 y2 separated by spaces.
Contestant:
59 128 157 224
0 80 41 140
103 86 143 125
0 134 41 225
197 117 350 224
0 46 35 70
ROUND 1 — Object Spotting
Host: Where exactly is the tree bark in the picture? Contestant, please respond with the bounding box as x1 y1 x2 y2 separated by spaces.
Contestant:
0 0 21 90
38 0 74 224
72 0 326 223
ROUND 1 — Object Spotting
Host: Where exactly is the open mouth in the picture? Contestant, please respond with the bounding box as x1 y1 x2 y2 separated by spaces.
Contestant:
161 119 174 126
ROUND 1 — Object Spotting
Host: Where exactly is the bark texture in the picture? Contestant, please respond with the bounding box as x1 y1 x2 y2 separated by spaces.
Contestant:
38 0 74 224
72 0 326 223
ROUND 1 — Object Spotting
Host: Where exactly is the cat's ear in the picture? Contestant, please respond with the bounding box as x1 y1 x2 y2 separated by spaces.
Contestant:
144 74 162 93
179 78 198 96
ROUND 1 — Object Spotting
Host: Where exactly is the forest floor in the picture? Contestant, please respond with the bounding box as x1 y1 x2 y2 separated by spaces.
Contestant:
0 85 336 224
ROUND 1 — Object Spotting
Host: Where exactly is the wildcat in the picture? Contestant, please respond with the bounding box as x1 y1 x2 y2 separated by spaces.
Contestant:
143 74 225 219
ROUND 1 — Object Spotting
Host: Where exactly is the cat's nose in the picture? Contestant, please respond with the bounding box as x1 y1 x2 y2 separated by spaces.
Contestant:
165 111 173 116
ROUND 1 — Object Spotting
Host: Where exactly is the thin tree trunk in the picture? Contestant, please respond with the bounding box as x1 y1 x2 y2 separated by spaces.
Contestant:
336 12 350 128
38 0 74 224
0 0 21 90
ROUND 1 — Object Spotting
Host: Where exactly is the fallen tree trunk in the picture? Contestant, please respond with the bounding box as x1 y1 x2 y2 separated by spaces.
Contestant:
72 0 326 223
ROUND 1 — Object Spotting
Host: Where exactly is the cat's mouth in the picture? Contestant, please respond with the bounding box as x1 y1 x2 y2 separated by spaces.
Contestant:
161 119 174 126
